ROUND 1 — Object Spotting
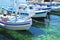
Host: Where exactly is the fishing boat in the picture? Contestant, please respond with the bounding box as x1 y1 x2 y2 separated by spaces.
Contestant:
27 2 51 17
40 0 60 10
12 0 51 18
0 0 35 30
0 7 33 30
50 4 60 10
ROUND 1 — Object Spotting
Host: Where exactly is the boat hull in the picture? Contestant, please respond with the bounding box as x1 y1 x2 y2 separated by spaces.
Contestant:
51 6 60 10
33 12 47 17
0 18 32 30
33 10 48 17
5 24 31 30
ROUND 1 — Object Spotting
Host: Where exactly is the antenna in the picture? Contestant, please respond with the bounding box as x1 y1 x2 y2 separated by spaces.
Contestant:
50 0 52 6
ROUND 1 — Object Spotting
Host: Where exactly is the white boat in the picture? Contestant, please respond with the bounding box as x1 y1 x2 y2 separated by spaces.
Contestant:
28 2 51 12
39 0 60 10
37 3 51 12
33 10 48 17
26 3 51 17
0 0 35 30
37 3 60 11
13 0 51 18
0 18 32 30
0 9 33 30
51 4 60 10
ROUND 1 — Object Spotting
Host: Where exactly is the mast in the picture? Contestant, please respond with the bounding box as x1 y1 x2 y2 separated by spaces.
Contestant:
14 0 18 22
50 0 52 6
14 0 17 14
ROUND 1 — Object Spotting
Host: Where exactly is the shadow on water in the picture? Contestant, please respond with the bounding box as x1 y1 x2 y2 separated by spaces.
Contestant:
0 34 11 40
15 17 49 37
16 26 46 37
32 17 50 28
32 12 60 38
28 26 46 37
0 12 60 40
0 26 46 40
0 27 13 40
32 18 46 28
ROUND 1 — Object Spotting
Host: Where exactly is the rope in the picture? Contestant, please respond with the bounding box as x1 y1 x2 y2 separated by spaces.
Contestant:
32 19 45 24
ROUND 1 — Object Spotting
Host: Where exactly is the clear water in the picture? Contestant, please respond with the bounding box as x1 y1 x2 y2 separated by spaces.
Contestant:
32 13 60 40
0 12 60 40
0 0 60 40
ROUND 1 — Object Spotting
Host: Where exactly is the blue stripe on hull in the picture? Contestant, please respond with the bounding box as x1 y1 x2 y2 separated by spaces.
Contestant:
6 23 30 26
0 22 31 26
36 12 46 14
42 8 51 10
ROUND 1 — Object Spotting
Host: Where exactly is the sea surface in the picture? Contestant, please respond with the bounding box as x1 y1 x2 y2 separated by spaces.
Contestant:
0 0 60 40
0 11 60 40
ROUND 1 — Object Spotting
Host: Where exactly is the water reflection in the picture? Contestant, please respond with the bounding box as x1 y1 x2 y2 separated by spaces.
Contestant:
32 18 47 28
32 13 60 38
29 27 46 37
0 13 60 40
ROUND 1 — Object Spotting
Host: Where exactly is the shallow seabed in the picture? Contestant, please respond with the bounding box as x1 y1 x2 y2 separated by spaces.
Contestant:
0 12 60 40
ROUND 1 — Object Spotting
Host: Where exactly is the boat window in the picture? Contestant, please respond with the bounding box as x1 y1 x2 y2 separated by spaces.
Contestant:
3 14 6 16
20 13 29 16
29 6 33 9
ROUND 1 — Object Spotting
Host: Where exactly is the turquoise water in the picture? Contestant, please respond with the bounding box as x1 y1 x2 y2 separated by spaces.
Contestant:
0 12 60 40
0 0 60 40
32 13 60 40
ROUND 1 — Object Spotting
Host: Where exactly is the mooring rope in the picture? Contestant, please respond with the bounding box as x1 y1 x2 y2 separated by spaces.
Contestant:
32 19 45 24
